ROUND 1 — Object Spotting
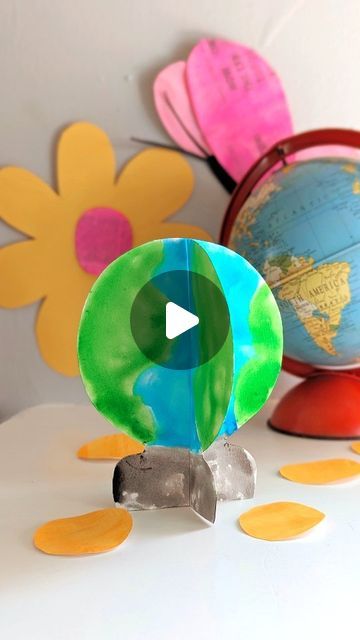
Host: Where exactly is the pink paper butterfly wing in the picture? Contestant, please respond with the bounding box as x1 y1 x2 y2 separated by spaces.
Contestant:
154 61 210 157
186 38 293 182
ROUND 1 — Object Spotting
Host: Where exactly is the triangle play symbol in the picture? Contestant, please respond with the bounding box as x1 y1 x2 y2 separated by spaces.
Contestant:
166 302 199 340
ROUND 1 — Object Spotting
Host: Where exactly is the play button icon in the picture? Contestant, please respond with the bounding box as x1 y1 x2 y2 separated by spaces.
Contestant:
166 302 199 340
130 269 230 370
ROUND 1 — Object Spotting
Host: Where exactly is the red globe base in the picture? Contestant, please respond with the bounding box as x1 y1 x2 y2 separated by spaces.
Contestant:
269 372 360 439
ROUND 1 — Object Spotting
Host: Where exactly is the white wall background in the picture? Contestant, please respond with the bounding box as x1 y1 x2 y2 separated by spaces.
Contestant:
0 0 360 419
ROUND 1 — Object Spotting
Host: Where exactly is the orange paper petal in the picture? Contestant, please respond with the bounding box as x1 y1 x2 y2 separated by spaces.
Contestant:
34 508 133 556
36 279 93 377
115 148 194 224
57 122 116 206
0 167 63 237
132 221 212 247
351 442 360 455
77 433 144 460
239 501 325 541
280 458 360 484
0 240 49 308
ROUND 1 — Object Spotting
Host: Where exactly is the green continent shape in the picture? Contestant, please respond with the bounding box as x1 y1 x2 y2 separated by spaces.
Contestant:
78 242 165 443
268 254 293 273
191 241 233 451
234 283 283 425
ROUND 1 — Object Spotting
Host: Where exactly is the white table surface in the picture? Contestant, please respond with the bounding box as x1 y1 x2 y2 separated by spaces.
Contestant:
0 402 359 640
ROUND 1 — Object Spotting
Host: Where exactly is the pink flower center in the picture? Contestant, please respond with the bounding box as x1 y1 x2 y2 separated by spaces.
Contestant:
75 207 133 276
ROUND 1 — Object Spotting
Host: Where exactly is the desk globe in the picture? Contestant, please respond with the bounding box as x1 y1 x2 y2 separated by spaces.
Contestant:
222 130 360 438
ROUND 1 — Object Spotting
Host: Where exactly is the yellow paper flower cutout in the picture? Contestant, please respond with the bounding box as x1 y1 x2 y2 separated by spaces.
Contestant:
0 122 211 376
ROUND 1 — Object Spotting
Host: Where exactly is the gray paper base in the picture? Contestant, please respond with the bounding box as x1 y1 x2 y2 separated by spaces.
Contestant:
189 453 217 523
113 447 190 511
113 439 256 524
203 437 256 501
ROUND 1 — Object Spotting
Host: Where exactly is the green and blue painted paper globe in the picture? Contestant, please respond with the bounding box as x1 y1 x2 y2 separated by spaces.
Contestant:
229 159 360 370
78 239 282 452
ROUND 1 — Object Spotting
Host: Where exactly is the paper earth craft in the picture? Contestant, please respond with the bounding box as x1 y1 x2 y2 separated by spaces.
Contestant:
78 238 283 522
222 129 360 439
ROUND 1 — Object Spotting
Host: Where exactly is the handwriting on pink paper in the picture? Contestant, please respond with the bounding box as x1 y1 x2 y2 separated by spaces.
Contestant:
186 38 293 182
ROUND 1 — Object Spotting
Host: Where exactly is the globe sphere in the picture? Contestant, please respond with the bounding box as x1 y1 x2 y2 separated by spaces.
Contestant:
228 158 360 369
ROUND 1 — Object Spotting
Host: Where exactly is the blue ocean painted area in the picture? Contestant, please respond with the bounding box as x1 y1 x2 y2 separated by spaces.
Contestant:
195 240 261 436
134 239 269 448
134 239 200 450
